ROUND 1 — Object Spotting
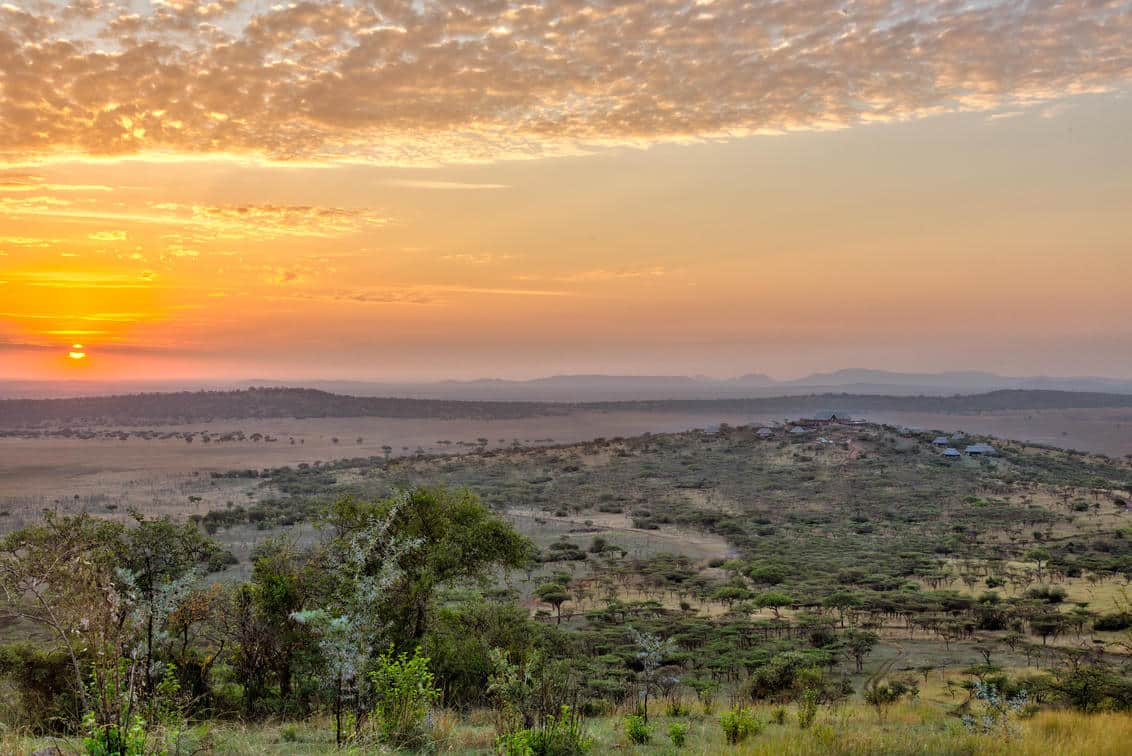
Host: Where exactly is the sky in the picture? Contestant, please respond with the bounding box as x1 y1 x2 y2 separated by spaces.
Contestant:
1 0 1131 382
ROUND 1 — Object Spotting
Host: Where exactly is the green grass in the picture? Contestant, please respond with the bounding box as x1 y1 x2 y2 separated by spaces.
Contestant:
8 703 1132 755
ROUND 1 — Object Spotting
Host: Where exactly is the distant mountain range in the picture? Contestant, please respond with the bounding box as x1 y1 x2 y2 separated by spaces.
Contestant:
2 369 1132 401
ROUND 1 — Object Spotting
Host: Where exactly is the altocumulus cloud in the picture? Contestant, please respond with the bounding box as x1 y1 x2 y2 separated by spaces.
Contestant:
1 1 1131 165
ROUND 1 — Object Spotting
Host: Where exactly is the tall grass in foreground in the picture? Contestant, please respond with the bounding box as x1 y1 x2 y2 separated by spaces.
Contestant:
4 703 1132 754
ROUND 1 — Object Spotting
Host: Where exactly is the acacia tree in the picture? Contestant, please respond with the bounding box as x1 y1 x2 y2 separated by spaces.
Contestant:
536 583 571 625
756 591 794 619
842 629 879 673
322 487 534 650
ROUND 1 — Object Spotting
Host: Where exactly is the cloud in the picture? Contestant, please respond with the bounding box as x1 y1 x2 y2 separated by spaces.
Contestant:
0 235 57 247
555 267 668 284
1 1 1129 166
385 179 509 190
271 282 574 306
0 195 387 240
88 230 128 241
440 253 515 265
4 270 160 288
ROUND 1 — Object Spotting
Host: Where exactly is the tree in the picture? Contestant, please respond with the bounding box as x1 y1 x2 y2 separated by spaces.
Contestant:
535 583 571 625
294 492 420 746
1024 548 1051 581
242 538 321 709
0 514 122 718
323 488 534 649
628 627 675 722
1031 612 1067 646
113 511 231 695
756 591 794 619
842 629 879 673
823 591 863 627
0 513 227 742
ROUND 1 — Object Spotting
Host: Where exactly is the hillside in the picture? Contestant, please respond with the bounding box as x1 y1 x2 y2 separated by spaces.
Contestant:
0 387 568 427
4 421 1132 754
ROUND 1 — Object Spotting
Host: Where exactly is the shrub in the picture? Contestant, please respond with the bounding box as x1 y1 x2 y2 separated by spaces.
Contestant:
1094 612 1132 632
1025 585 1067 604
863 677 918 723
495 706 592 756
797 687 818 729
0 643 78 734
667 721 688 748
624 713 651 744
771 705 787 725
369 647 440 749
82 711 146 756
665 697 690 717
962 680 1029 739
720 706 763 744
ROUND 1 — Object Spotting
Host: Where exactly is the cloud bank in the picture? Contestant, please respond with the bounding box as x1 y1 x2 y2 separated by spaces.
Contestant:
2 0 1130 165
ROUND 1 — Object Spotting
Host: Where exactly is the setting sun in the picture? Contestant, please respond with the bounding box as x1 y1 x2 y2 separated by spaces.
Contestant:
67 344 86 360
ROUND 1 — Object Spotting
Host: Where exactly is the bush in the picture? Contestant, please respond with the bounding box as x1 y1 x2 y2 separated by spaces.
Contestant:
1025 585 1067 604
863 677 918 723
720 706 763 744
665 697 690 717
667 721 688 748
0 643 79 733
369 647 440 749
962 680 1029 739
495 706 592 755
624 713 651 744
1094 612 1132 632
771 705 787 725
797 687 818 729
82 711 146 756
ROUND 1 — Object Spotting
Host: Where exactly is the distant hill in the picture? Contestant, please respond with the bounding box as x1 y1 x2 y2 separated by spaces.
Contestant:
4 370 1131 402
3 387 1132 428
0 388 568 427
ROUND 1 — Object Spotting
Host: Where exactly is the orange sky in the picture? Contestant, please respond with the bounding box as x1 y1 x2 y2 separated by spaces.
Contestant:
2 1 1131 382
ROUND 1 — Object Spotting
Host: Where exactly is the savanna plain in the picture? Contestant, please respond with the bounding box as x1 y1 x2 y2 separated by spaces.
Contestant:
1 393 1130 754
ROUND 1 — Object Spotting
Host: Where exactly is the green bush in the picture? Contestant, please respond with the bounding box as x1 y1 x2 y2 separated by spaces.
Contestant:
82 711 146 756
0 643 79 733
624 713 650 744
495 706 592 756
369 647 440 749
667 722 688 748
797 688 818 729
720 706 763 744
1094 612 1132 632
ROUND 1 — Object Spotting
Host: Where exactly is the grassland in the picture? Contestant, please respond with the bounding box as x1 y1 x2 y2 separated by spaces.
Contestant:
7 701 1132 755
2 406 1131 754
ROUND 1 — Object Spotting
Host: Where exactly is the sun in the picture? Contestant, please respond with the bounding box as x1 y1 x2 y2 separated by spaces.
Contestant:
68 343 87 360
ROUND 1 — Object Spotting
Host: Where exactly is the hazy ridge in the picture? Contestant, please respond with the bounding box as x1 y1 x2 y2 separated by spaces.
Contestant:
4 386 1132 428
4 368 1132 402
